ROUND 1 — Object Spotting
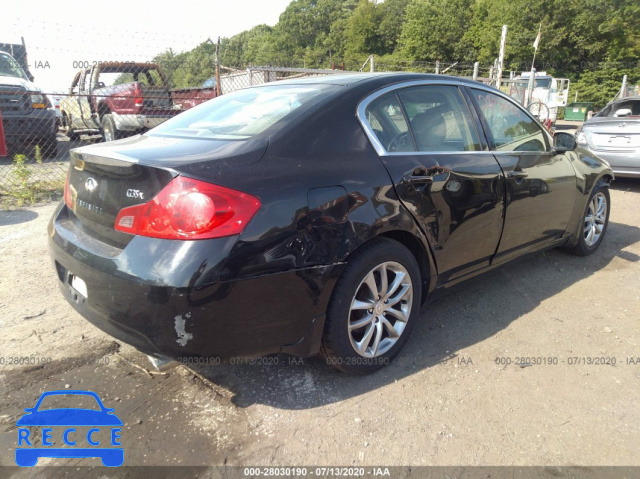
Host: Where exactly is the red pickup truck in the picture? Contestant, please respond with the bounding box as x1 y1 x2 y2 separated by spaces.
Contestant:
171 84 217 110
60 62 194 142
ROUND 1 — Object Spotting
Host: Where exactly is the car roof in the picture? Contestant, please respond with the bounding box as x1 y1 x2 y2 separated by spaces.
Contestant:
269 72 481 89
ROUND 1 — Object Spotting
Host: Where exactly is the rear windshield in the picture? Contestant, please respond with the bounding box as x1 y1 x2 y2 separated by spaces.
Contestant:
149 84 336 140
102 69 166 88
597 99 640 118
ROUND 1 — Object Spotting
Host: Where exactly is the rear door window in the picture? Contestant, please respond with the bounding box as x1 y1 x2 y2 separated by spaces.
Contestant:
396 85 480 152
471 89 548 152
364 93 414 153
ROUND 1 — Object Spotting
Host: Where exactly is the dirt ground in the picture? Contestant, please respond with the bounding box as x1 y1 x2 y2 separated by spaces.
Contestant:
0 177 639 471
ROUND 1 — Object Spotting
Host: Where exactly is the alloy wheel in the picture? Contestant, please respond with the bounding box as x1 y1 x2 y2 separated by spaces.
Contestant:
348 261 413 358
584 192 607 247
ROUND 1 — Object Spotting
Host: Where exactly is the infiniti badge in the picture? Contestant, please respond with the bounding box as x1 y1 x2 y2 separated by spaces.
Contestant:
85 178 98 193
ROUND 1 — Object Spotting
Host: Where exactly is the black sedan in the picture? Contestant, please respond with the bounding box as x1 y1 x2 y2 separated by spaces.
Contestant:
49 73 613 374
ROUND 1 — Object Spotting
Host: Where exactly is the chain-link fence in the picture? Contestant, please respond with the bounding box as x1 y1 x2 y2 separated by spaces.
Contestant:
1 44 494 207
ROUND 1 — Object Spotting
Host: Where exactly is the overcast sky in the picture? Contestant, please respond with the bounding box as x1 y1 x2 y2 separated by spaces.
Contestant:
4 0 293 92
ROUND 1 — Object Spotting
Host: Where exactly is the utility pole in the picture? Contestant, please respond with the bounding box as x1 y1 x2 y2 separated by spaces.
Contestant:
215 37 222 96
496 25 507 89
527 24 542 107
435 61 440 75
473 62 479 82
359 55 375 72
620 75 628 99
531 24 542 72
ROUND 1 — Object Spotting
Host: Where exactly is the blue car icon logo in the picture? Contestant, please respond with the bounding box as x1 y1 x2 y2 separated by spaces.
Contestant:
16 390 123 467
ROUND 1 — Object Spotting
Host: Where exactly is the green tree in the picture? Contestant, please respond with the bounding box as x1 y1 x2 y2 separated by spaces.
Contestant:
172 41 217 88
222 25 273 67
463 0 548 69
570 0 640 67
398 0 475 62
152 48 189 87
344 0 382 61
245 31 284 65
572 68 639 109
322 0 359 63
268 0 358 65
378 0 411 55
154 0 639 104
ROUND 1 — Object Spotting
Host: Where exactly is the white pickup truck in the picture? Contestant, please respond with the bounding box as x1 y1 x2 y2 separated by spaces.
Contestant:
505 71 570 126
0 48 57 157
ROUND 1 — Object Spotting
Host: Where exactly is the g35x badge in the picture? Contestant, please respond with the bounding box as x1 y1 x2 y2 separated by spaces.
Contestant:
126 189 144 200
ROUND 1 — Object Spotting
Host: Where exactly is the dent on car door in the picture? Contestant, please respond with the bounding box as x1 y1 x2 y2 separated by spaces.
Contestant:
468 88 577 264
360 83 505 285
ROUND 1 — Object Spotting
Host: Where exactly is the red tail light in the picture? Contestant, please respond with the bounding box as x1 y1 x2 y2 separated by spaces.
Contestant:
114 176 261 240
134 84 144 108
64 170 73 209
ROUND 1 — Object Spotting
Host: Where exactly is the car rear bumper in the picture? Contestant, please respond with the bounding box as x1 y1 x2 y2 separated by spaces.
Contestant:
48 203 342 360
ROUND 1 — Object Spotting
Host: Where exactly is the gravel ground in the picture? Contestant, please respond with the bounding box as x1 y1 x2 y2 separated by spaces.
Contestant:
0 177 639 471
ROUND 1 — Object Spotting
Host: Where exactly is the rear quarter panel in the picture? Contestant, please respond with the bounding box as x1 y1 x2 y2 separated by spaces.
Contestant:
167 85 433 278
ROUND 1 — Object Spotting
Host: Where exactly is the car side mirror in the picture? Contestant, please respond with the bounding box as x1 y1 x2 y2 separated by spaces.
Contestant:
553 132 576 154
24 408 34 413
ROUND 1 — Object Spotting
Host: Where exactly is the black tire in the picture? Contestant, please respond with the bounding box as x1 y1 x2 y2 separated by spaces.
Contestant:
38 135 58 159
101 114 124 142
320 238 422 374
63 113 80 140
527 100 550 124
565 183 610 256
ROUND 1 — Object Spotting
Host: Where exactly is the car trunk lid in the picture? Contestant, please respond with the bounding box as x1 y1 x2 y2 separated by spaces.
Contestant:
66 150 175 247
65 134 268 248
584 119 640 151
